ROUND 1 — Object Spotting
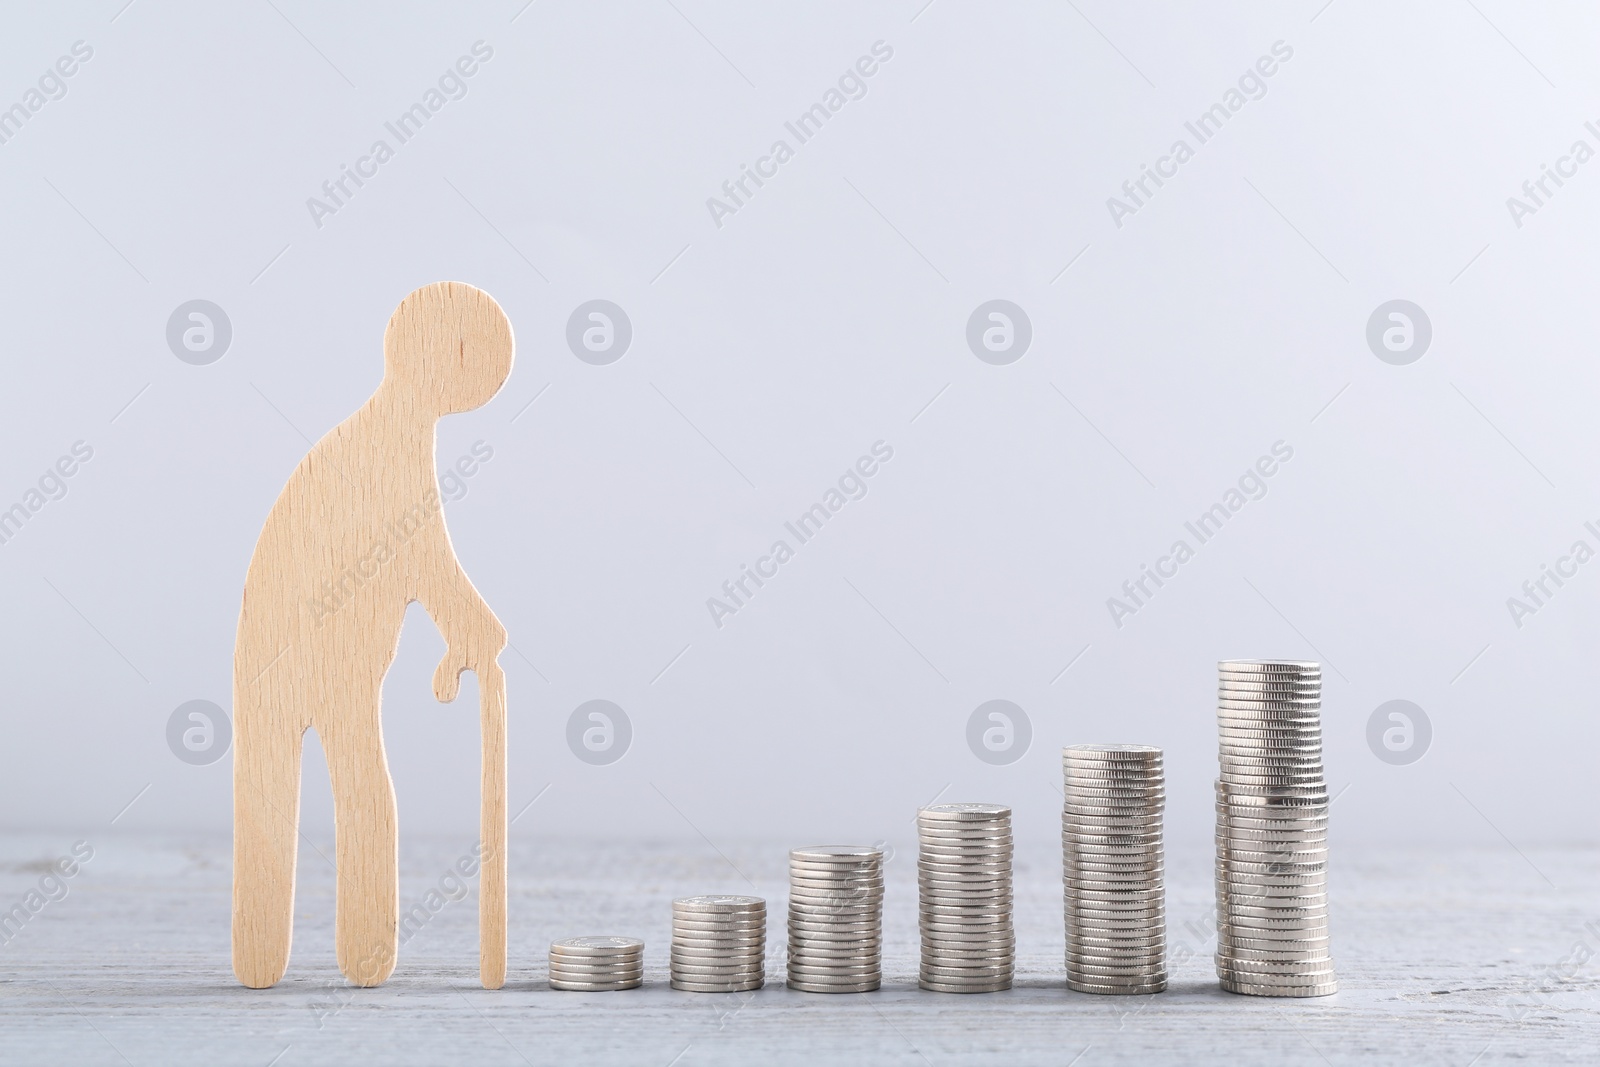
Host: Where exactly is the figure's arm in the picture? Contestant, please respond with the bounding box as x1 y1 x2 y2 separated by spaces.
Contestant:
413 504 506 702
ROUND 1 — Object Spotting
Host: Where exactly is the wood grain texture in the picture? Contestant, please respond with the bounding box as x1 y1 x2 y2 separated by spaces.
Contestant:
2 835 1597 1065
231 281 512 990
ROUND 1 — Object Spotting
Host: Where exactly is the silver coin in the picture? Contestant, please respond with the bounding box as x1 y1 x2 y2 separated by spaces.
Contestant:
1217 922 1332 942
917 971 1015 987
919 802 1010 819
1062 872 1166 889
1062 908 1167 925
919 900 1014 916
920 945 1016 961
918 872 1014 887
1062 912 1167 929
1061 765 1166 778
786 913 882 928
920 926 1013 942
549 955 644 970
1062 869 1166 885
1216 720 1323 734
915 835 1015 848
1067 979 1167 996
1217 906 1329 925
1065 940 1166 956
1062 796 1165 809
1214 820 1330 839
919 980 1012 994
673 913 769 927
549 978 643 992
788 940 882 956
1061 766 1165 778
787 979 880 993
791 844 882 860
917 966 1015 981
919 857 1013 870
1217 700 1323 712
1218 928 1331 947
1215 884 1328 905
1215 811 1330 830
787 884 885 899
672 979 764 993
1215 848 1330 868
1062 815 1166 829
1218 958 1337 979
1061 781 1164 795
787 880 885 895
670 960 766 976
788 870 885 884
1218 979 1337 998
549 936 644 956
550 968 645 983
1065 958 1167 975
1062 835 1166 848
920 910 1013 924
786 963 882 979
1064 914 1166 929
918 860 1013 876
920 922 1013 939
1217 679 1322 692
786 921 881 936
786 962 882 977
672 945 765 959
1062 833 1165 848
1066 963 1168 981
671 938 765 954
674 894 764 910
918 915 1012 931
1216 855 1328 875
1217 944 1332 964
1064 854 1166 869
1218 752 1326 768
1068 938 1167 955
1216 969 1339 990
672 927 768 942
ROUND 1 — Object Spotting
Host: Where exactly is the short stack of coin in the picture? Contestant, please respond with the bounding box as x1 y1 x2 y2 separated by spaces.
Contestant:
548 936 644 991
1061 744 1167 995
917 803 1014 993
786 845 884 993
1215 659 1337 997
670 895 766 992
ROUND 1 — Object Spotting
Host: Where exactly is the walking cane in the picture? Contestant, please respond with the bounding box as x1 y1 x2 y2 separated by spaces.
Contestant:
477 659 507 989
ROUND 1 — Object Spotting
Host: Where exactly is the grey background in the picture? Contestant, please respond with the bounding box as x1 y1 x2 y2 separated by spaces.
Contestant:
2 0 1596 865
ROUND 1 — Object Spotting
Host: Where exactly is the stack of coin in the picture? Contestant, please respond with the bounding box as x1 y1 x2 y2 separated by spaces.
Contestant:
917 803 1014 993
670 895 766 992
548 936 644 991
1061 744 1167 995
1215 659 1337 997
786 845 884 993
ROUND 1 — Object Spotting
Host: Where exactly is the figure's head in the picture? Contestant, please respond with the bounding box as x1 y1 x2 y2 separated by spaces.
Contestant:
382 281 513 415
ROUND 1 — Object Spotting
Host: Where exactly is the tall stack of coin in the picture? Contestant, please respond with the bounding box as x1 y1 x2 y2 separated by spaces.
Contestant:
786 845 884 993
670 895 766 992
548 936 644 991
917 803 1014 993
1215 659 1337 997
1061 744 1167 995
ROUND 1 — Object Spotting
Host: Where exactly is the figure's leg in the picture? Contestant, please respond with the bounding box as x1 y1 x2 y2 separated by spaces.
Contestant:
233 701 304 988
322 695 399 987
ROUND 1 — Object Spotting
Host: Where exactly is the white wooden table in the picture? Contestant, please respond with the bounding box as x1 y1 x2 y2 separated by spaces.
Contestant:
1 832 1594 1064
